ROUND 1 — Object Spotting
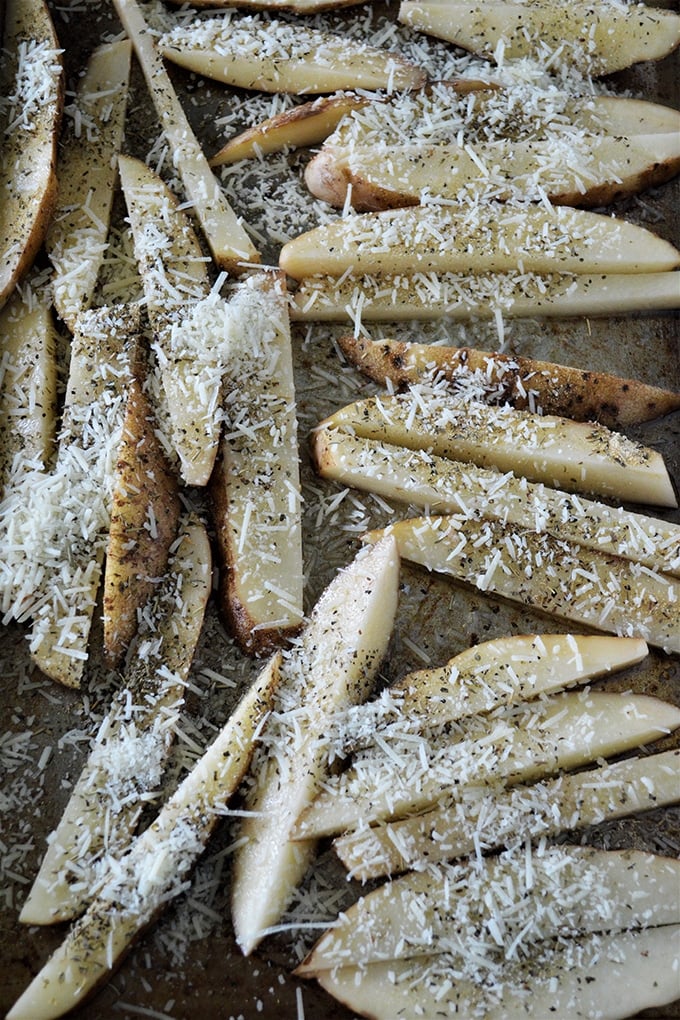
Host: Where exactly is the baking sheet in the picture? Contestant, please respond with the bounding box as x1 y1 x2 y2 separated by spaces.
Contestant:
1 1 679 1018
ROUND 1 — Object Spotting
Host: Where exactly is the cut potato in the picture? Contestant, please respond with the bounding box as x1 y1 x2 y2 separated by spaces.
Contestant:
158 15 426 94
231 536 399 955
313 429 680 576
289 269 680 322
167 0 368 10
335 333 680 427
320 391 676 505
7 654 279 1020
20 516 211 924
46 40 131 331
103 371 181 664
210 94 369 167
398 1 680 75
210 272 303 656
295 690 680 838
363 514 680 653
112 0 260 272
279 204 680 281
315 925 680 1020
334 748 680 879
298 847 680 973
0 0 63 309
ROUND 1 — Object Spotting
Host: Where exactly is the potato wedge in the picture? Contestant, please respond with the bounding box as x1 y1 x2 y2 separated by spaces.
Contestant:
0 0 63 309
279 204 680 281
295 690 680 838
166 0 368 10
313 429 680 576
46 40 131 331
335 334 680 427
7 653 279 1020
334 748 680 878
363 514 680 653
315 926 680 1020
112 0 260 272
231 536 399 955
103 371 181 664
20 515 211 924
289 269 680 322
210 94 369 167
210 272 303 656
298 847 680 973
320 391 676 505
158 15 426 94
398 1 680 75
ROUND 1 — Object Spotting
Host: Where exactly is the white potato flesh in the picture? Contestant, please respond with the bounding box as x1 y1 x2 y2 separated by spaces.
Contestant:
112 0 260 272
20 518 211 924
289 269 680 321
334 748 680 878
6 655 279 1020
46 40 131 331
0 0 63 310
364 514 680 654
279 204 680 280
296 691 680 837
398 1 680 75
321 392 676 506
312 429 680 577
316 925 680 1020
231 537 400 955
158 15 425 94
299 847 680 972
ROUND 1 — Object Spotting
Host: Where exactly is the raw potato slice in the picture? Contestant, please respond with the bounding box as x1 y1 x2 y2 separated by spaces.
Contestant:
0 0 63 309
289 269 680 322
167 0 369 10
20 516 211 924
315 926 680 1020
103 372 181 664
398 1 680 76
0 291 57 490
210 94 369 166
158 15 426 94
313 429 680 577
7 655 279 1020
299 847 680 972
231 537 399 955
46 40 131 331
335 334 680 428
295 691 680 837
334 749 680 878
210 272 303 656
112 0 260 272
279 204 680 281
321 392 676 505
332 634 648 754
363 514 680 653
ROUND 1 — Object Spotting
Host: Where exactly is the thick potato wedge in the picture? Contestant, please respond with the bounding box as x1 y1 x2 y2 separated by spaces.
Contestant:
363 514 680 653
112 0 260 272
20 516 211 924
7 654 279 1020
158 15 426 94
210 272 303 656
320 391 676 505
335 333 680 427
46 40 131 331
315 926 680 1020
231 537 399 955
0 0 63 310
334 748 680 878
279 204 680 281
295 690 680 837
398 1 680 75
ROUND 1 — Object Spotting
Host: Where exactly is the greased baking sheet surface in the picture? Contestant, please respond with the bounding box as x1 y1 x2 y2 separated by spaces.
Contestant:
1 1 679 1018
